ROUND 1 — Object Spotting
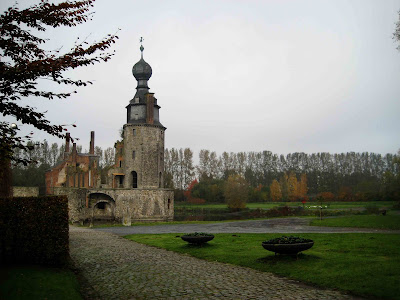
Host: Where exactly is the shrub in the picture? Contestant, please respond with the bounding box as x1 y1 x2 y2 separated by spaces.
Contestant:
224 175 248 209
263 236 313 244
0 196 69 266
184 232 214 237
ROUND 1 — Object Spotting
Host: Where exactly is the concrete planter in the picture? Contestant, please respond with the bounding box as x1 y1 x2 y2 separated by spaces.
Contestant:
262 241 314 255
181 235 214 244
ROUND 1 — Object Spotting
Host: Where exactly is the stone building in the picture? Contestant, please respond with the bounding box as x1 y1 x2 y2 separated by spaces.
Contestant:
45 44 174 225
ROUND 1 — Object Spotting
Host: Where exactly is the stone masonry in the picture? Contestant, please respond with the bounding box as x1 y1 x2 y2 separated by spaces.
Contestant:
46 43 174 225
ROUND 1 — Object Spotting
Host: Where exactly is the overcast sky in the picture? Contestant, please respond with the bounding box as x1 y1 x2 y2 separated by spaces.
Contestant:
2 0 400 157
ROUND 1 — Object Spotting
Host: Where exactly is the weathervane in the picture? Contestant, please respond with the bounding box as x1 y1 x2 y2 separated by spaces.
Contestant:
140 37 144 58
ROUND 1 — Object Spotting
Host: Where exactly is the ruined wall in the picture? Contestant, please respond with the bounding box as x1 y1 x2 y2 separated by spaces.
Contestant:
12 186 39 197
54 187 174 224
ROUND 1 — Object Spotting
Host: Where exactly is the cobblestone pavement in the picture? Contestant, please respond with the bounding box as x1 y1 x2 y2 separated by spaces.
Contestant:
70 226 362 300
94 217 400 236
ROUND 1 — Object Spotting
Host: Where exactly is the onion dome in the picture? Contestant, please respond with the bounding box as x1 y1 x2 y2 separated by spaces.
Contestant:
132 44 152 80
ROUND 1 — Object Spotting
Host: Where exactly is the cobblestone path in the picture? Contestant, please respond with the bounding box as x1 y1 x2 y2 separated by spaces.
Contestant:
70 227 361 300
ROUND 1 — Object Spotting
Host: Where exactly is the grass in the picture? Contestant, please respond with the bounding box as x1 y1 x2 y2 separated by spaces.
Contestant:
0 265 82 300
126 233 400 300
311 215 400 230
175 201 396 210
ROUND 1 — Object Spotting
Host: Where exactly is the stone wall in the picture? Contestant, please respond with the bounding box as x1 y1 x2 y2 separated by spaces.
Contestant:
12 186 39 197
123 124 165 189
54 187 174 224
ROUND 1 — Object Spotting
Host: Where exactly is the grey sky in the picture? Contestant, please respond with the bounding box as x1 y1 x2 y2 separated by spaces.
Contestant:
2 0 400 156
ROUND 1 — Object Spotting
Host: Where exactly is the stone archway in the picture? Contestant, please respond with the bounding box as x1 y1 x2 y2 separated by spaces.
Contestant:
89 193 115 220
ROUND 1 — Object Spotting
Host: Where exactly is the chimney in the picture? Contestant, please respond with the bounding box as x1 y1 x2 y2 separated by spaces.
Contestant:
64 133 71 159
146 93 154 124
72 143 77 162
65 133 70 152
90 131 95 155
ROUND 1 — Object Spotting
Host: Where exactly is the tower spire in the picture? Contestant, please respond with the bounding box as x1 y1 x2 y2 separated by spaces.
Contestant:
140 37 144 59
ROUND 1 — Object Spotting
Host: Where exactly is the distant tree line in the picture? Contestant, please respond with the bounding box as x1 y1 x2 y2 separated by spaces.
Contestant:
165 149 400 203
12 143 399 202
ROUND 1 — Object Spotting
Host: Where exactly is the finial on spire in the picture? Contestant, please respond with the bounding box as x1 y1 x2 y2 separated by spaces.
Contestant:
140 37 144 58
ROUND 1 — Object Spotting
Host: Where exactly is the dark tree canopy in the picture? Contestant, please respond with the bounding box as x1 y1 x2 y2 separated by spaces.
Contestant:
0 0 118 164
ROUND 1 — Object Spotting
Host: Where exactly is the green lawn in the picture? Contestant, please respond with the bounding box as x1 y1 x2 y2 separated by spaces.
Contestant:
175 201 396 210
126 233 400 300
0 265 82 300
311 215 400 230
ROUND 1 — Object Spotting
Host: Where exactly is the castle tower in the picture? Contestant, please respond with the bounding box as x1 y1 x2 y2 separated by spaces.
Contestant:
123 41 165 189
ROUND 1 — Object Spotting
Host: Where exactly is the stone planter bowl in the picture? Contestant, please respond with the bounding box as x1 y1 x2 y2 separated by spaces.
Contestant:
181 235 214 244
262 241 314 255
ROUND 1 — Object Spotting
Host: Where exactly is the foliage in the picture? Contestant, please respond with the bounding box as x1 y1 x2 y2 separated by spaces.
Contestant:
0 196 69 266
183 232 214 237
0 0 118 164
248 184 269 202
0 265 82 300
164 148 195 190
279 173 289 201
191 178 225 203
263 236 313 244
224 174 248 209
184 179 205 204
126 233 400 300
269 179 282 201
316 192 335 202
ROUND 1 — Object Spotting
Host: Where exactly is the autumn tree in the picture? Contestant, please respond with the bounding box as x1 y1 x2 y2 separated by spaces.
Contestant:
287 171 298 201
224 174 248 209
279 173 289 201
0 0 118 165
297 173 308 199
269 179 282 202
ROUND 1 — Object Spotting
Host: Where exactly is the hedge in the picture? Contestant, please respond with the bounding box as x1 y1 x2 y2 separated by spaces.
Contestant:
0 196 69 266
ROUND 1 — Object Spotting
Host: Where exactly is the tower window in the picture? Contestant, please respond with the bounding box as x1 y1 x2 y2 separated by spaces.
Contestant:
132 171 138 188
133 129 136 136
119 160 122 168
132 150 136 160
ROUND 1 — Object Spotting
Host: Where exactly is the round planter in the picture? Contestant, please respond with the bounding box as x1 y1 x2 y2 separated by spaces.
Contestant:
181 235 214 244
262 241 314 255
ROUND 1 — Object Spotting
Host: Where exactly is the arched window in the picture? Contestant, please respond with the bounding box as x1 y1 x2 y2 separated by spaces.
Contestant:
132 171 138 188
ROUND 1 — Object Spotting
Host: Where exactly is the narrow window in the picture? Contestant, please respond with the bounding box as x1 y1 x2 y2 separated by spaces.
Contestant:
119 160 122 168
168 198 171 210
133 129 136 136
132 150 136 160
132 171 138 188
159 172 162 188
